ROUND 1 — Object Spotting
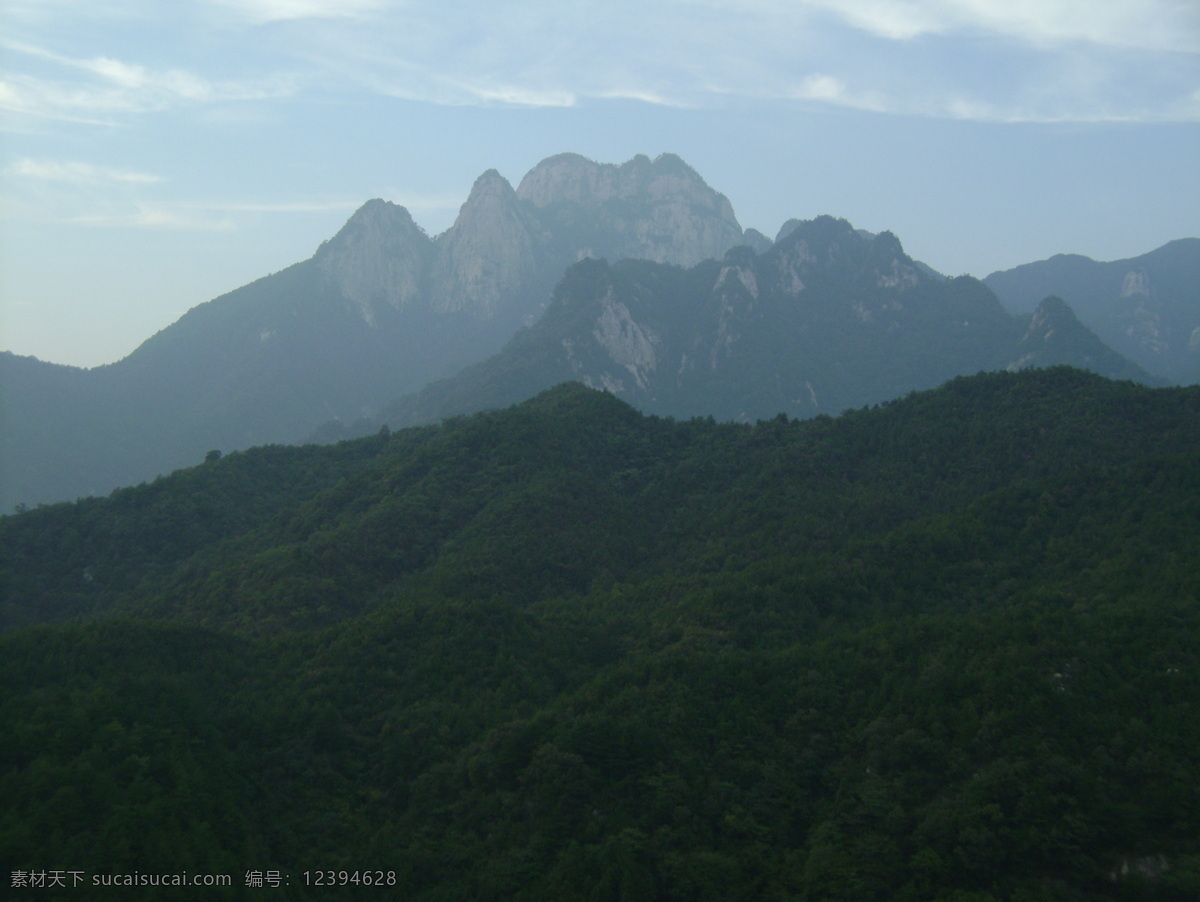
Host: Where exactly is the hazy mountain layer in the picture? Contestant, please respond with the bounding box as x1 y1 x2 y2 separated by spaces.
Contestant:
984 237 1200 383
1 153 746 509
375 217 1153 430
1 151 1177 509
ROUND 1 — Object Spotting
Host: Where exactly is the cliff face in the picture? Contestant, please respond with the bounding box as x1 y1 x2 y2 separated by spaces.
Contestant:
517 152 744 267
377 217 1155 431
984 238 1200 384
430 170 543 318
419 152 747 330
314 199 436 325
1 153 753 509
311 153 746 328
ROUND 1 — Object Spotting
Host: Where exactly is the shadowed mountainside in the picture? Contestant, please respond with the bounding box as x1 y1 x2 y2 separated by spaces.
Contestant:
985 237 1200 383
372 217 1153 431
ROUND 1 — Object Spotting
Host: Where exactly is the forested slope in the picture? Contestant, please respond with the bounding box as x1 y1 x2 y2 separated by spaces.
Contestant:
2 368 1199 900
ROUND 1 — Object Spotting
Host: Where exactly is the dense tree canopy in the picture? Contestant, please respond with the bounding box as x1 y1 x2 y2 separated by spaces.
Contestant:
2 368 1199 899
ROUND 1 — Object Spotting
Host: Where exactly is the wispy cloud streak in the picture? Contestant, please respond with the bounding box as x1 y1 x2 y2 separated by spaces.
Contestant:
10 158 164 184
65 206 238 231
793 0 1200 52
204 0 390 24
2 0 1197 126
0 40 298 123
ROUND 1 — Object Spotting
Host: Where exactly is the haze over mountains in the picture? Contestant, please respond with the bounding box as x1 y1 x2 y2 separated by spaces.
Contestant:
371 217 1151 432
4 151 1200 898
1 152 1194 509
984 238 1200 385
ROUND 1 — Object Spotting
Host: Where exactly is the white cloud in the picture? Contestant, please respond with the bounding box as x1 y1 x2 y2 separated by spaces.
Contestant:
321 0 1198 121
202 0 390 23
0 42 298 122
66 205 237 231
84 55 148 88
594 87 681 106
10 158 164 184
789 74 888 112
464 84 576 107
795 0 1200 53
2 0 1195 130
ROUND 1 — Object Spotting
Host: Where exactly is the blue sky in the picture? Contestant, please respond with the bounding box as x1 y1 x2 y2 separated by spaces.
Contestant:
2 0 1198 368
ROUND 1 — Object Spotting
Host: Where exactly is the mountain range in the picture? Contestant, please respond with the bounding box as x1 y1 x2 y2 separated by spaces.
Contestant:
984 238 1200 385
1 152 1193 509
1 153 743 509
369 216 1150 431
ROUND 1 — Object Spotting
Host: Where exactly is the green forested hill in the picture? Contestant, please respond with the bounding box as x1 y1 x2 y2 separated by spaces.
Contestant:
2 368 1199 900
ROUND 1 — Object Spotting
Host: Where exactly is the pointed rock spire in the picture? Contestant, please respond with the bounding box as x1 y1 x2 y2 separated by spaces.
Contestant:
314 199 435 325
429 170 541 317
1008 295 1151 381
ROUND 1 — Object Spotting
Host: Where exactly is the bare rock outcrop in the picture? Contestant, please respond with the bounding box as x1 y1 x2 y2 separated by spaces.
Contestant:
314 199 435 325
517 152 745 267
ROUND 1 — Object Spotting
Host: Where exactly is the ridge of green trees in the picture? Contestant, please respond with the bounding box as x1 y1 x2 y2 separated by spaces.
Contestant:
3 367 1199 899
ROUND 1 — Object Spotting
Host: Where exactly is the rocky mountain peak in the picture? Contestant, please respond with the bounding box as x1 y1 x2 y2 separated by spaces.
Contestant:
1018 295 1092 348
316 198 422 255
870 230 905 258
776 215 861 247
429 169 540 318
516 152 744 268
514 153 607 207
771 216 865 286
516 151 732 214
1030 294 1076 327
1006 295 1150 382
865 231 921 292
463 168 518 206
742 229 773 254
313 199 435 325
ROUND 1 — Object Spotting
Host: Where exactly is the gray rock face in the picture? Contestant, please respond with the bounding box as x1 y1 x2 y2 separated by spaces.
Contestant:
314 199 435 325
313 153 747 332
378 217 1156 431
417 152 748 330
516 152 744 267
984 238 1200 383
590 287 661 391
1005 295 1147 380
1117 267 1169 359
430 170 542 318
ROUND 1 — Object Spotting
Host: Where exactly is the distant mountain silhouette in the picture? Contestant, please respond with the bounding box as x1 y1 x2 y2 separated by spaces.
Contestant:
984 238 1200 384
0 154 1166 509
